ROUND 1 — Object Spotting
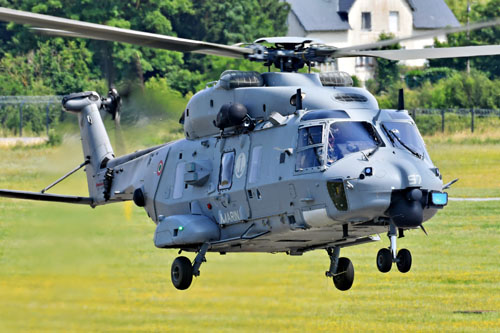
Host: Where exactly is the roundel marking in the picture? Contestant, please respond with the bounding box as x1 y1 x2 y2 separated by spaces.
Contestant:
235 153 247 179
157 160 164 176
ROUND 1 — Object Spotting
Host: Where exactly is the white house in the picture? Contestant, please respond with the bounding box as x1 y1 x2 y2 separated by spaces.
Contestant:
286 0 460 82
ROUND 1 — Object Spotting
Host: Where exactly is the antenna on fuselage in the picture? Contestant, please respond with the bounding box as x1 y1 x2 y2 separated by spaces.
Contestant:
295 88 303 111
397 88 405 111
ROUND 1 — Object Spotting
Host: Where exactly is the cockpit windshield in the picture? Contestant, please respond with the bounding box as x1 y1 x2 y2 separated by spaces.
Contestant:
326 122 382 165
382 121 427 159
295 121 382 171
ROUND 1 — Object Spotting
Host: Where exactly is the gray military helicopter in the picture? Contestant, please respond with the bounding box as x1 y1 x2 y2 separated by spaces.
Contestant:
0 7 499 291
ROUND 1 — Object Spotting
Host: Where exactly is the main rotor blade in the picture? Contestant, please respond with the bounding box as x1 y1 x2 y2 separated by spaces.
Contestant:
0 7 252 58
336 19 500 53
336 45 500 61
32 27 107 40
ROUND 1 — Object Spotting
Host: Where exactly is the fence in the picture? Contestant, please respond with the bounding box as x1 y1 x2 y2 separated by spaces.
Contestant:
408 108 500 135
0 96 499 136
0 96 62 136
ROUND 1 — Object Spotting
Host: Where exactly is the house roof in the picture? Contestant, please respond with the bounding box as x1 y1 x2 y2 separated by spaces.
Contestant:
287 0 351 32
338 0 356 13
407 0 460 29
287 0 460 32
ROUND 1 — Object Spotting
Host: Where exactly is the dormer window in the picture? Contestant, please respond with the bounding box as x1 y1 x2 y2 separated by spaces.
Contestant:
361 12 372 31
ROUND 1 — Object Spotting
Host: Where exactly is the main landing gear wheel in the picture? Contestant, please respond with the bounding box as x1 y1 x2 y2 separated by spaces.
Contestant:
171 256 193 290
376 248 392 273
333 257 354 291
396 248 412 273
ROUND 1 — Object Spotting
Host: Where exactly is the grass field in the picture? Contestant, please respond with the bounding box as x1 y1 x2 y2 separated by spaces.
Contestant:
0 133 499 332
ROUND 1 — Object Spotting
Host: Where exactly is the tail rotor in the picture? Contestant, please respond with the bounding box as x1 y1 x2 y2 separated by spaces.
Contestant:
102 87 126 155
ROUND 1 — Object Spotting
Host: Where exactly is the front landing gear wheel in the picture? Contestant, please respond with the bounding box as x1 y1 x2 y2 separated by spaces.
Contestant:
396 248 412 273
333 257 354 291
171 256 193 290
377 248 392 273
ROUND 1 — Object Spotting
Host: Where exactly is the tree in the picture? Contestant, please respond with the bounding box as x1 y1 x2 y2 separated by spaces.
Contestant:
0 0 291 96
430 0 500 78
373 32 401 94
172 0 290 93
0 0 194 93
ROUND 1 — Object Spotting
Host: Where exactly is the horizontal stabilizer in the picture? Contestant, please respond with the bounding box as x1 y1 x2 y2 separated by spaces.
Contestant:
0 189 93 205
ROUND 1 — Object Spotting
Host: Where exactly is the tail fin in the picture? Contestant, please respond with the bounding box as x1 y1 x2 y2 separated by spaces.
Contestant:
62 92 114 202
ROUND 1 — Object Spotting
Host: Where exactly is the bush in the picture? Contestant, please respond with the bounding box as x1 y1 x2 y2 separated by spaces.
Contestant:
405 67 456 89
351 75 361 87
47 130 62 147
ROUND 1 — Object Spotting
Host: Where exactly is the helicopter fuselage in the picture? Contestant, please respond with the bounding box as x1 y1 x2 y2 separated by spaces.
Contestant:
89 72 445 256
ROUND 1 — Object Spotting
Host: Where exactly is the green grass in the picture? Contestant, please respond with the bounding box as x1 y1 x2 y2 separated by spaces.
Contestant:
427 142 500 198
0 134 499 332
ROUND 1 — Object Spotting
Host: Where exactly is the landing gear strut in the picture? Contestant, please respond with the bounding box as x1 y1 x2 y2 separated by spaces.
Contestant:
171 242 210 290
376 224 412 273
326 247 354 291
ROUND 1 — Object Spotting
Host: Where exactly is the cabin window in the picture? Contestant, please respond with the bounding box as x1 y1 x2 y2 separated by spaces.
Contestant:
173 162 185 199
219 151 235 190
362 12 372 31
389 11 399 32
295 125 325 171
248 146 262 184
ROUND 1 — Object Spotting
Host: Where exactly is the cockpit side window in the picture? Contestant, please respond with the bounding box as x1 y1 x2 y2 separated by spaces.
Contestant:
295 125 325 171
297 125 323 148
219 151 235 190
327 122 382 165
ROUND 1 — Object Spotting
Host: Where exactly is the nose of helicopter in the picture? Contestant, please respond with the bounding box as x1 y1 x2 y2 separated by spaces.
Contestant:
379 156 431 228
386 188 424 228
325 150 444 227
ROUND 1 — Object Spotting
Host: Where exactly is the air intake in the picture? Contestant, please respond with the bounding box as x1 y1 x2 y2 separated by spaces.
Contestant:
334 93 368 102
319 71 353 87
219 70 264 90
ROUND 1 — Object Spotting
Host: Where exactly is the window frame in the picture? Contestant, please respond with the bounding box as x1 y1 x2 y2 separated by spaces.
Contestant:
389 11 399 33
218 150 236 191
295 123 327 172
325 120 385 166
355 56 374 68
248 145 262 184
361 12 372 31
381 120 430 160
173 162 185 199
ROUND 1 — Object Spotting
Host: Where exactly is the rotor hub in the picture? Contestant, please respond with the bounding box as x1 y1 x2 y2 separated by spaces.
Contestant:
246 37 338 72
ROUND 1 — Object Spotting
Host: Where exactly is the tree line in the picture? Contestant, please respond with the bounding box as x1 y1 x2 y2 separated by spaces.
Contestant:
371 0 500 111
0 0 290 96
0 0 498 136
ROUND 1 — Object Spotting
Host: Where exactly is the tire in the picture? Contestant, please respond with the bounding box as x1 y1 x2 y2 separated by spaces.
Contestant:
171 256 193 290
333 257 354 291
377 248 392 273
396 248 412 273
